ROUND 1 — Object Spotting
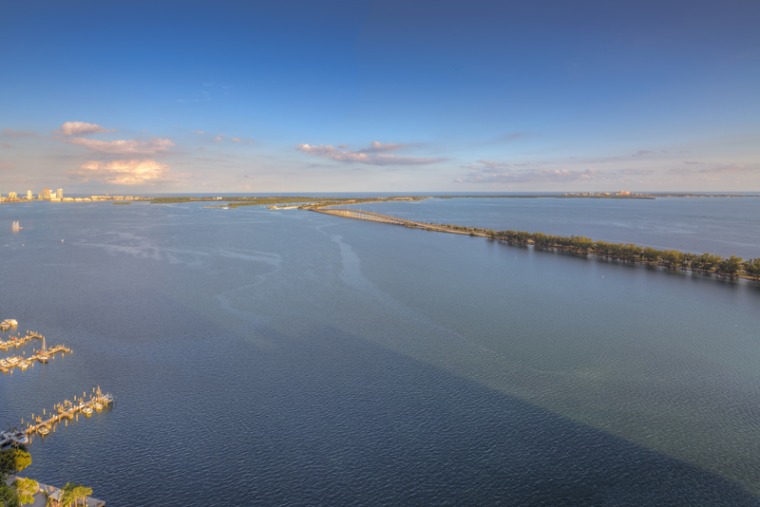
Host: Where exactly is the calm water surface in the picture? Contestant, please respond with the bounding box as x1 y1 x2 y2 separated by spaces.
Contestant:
1 201 759 506
355 197 760 258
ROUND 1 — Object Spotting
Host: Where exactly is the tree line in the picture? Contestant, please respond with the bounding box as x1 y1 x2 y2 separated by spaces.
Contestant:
491 229 760 280
419 222 760 281
1 448 93 506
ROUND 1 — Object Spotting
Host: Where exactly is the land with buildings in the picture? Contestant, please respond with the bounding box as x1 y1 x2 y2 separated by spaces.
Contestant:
0 187 142 203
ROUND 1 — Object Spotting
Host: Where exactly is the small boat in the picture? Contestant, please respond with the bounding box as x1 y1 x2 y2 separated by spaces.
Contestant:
1 428 29 445
0 319 19 330
37 425 50 436
18 360 30 370
82 406 94 416
94 401 103 412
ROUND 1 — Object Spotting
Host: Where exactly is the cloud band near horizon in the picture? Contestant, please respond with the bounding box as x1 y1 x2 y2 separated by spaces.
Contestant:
298 141 444 166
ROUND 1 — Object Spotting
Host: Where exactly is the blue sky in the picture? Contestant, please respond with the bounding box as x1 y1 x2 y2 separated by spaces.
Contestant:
1 0 758 193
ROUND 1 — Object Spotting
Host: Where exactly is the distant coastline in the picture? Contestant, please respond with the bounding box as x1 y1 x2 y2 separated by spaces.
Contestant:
5 193 758 283
2 192 759 206
306 201 760 285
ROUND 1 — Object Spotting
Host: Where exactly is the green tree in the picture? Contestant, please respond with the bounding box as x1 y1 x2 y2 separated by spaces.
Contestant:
694 253 721 273
73 486 93 507
660 250 684 270
60 484 75 507
0 449 32 479
717 256 743 278
0 484 20 507
60 483 92 507
13 478 37 506
744 258 760 280
681 252 697 271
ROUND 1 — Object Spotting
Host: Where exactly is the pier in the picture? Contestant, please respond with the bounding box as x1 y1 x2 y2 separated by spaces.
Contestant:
0 331 44 351
0 343 71 374
19 387 114 439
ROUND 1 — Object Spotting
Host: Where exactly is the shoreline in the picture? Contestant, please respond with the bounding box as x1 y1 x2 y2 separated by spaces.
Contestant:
312 206 760 285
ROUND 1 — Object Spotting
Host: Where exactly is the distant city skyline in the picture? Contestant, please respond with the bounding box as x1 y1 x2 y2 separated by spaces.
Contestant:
1 1 758 193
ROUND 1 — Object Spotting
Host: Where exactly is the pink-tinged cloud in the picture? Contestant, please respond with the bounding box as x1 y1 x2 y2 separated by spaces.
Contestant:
671 162 756 175
360 140 408 153
298 141 443 166
72 159 170 185
458 161 598 184
67 137 175 155
59 121 110 136
1 128 36 138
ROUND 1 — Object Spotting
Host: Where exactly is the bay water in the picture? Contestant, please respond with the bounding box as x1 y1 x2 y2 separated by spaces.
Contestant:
354 196 760 259
1 199 759 505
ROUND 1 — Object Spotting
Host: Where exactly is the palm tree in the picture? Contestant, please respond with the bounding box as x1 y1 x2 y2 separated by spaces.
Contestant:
14 478 38 506
60 484 92 507
73 486 92 507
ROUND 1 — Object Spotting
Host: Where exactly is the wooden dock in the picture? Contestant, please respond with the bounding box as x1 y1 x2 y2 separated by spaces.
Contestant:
0 331 43 351
0 344 72 374
21 387 114 438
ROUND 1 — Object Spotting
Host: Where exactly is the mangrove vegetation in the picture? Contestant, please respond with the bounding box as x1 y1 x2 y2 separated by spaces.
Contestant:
314 204 760 283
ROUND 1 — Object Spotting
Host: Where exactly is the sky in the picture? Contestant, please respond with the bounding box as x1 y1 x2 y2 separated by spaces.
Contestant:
1 0 759 194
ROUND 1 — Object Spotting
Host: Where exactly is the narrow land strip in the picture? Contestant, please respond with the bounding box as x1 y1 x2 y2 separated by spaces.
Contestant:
313 207 760 283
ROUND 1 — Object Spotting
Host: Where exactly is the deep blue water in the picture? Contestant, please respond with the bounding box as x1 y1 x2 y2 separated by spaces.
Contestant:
1 201 760 506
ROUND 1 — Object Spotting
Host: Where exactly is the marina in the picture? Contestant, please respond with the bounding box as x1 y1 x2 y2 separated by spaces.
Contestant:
0 321 72 373
0 331 44 351
0 343 72 374
1 387 114 446
1 200 759 505
1 318 111 504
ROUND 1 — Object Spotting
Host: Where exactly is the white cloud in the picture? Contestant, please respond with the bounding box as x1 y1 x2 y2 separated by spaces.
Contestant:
360 141 406 153
59 121 110 136
72 159 170 185
298 141 443 166
458 161 598 184
67 137 175 155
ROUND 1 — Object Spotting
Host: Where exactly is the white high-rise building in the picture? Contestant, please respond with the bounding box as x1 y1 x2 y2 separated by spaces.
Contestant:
26 190 32 200
56 188 64 200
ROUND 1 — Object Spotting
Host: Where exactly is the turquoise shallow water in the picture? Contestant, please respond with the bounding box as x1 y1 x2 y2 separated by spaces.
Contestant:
1 201 759 505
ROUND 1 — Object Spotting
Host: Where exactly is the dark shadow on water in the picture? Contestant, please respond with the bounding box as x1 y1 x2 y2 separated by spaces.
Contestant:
49 318 760 507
